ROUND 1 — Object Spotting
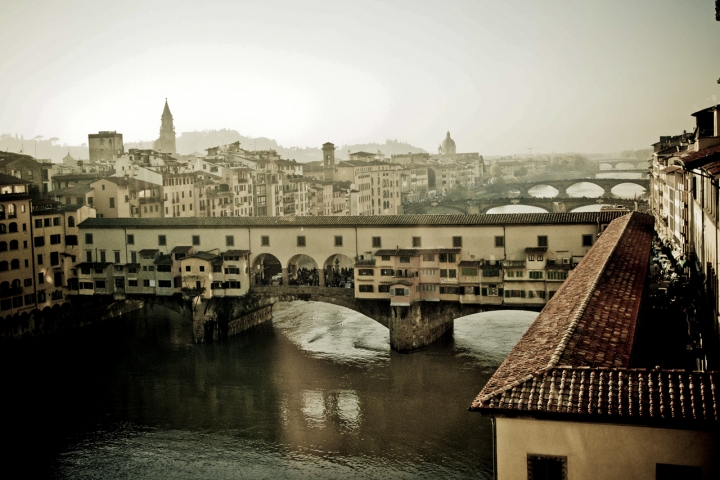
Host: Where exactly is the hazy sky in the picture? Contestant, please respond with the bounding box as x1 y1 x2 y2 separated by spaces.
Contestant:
1 0 718 155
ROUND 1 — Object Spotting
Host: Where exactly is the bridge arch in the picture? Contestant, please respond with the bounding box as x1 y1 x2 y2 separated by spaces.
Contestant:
566 181 605 198
323 254 355 288
610 182 647 198
287 254 319 286
527 184 559 198
252 253 282 285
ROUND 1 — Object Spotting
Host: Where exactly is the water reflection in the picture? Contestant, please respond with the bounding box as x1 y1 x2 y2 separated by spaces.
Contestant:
2 302 536 479
486 204 548 214
570 204 612 212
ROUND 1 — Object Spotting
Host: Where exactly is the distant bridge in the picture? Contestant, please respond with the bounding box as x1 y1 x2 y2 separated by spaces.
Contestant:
505 177 648 197
404 197 642 215
589 158 647 169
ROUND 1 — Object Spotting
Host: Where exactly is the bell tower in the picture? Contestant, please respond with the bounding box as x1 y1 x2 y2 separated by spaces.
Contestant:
153 99 176 154
322 142 335 181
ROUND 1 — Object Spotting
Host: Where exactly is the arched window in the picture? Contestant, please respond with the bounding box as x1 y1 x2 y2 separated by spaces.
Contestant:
10 259 19 269
9 240 18 250
0 205 4 219
68 216 75 227
10 279 20 289
8 222 17 233
0 224 5 234
0 242 6 252
0 261 8 271
7 204 16 218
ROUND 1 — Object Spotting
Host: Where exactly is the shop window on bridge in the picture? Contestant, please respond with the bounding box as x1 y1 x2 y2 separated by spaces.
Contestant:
482 285 501 296
157 265 171 272
80 282 93 290
225 266 241 274
483 269 500 277
158 280 172 288
547 271 567 280
95 281 106 289
529 271 543 279
128 280 138 287
420 284 437 292
422 253 435 261
227 281 241 289
439 286 459 294
380 269 393 276
399 256 410 263
211 282 222 289
378 285 390 293
212 265 222 273
439 253 456 263
505 289 526 298
461 268 478 277
358 269 374 276
358 284 374 292
421 269 436 276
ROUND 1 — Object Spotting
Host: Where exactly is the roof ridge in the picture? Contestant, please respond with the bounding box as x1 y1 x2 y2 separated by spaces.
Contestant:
546 213 632 369
477 213 634 403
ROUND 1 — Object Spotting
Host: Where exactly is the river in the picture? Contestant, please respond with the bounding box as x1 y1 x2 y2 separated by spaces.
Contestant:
2 302 536 479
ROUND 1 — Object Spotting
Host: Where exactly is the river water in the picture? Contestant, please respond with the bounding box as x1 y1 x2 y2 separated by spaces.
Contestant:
3 302 536 479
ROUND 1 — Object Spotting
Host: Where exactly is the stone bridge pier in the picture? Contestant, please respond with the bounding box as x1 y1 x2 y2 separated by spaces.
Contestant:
191 286 485 352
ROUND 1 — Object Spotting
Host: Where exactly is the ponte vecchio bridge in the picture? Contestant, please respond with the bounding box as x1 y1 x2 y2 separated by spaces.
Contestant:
79 212 625 351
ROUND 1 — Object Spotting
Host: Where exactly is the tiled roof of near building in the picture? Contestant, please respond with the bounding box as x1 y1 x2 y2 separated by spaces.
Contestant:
375 248 461 256
154 254 172 265
470 212 718 427
78 212 626 229
458 260 484 267
139 249 159 255
171 246 193 254
659 165 683 174
678 145 720 169
525 247 548 254
185 251 221 262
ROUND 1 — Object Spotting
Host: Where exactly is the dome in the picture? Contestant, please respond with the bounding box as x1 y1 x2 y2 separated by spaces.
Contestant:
439 131 456 155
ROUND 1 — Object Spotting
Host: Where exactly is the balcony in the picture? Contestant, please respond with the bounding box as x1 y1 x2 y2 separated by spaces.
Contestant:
0 286 22 298
355 258 376 266
502 260 526 268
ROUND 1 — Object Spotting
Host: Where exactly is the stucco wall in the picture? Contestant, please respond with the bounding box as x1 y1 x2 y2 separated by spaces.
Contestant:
496 417 717 480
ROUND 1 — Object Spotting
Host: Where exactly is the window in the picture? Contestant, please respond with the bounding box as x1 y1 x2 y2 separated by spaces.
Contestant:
399 256 410 263
484 269 500 277
495 236 504 247
34 236 45 247
37 254 43 266
528 255 535 261
461 268 478 276
582 234 593 247
452 236 462 248
50 234 61 245
538 236 548 247
380 269 394 276
372 236 381 248
113 251 120 263
37 290 46 302
439 253 456 263
420 284 437 292
226 235 234 247
185 266 191 272
334 236 343 247
358 285 374 292
44 218 51 227
213 265 222 273
99 251 106 263
158 235 167 246
421 268 436 276
538 255 544 261
412 236 421 247
95 280 106 289
192 235 200 246
527 454 566 480
10 259 19 270
68 216 75 227
358 269 374 276
38 272 45 284
128 280 138 287
224 266 241 274
381 255 390 261
126 234 134 245
448 269 456 278
297 236 306 247
8 223 17 233
440 269 448 278
86 251 92 262
422 254 435 262
24 278 32 287
261 236 270 246
109 198 115 208
378 285 390 293
88 197 93 205
547 270 568 280
529 271 543 279
51 252 59 266
199 265 205 272
157 264 171 272
439 286 459 294
85 233 93 244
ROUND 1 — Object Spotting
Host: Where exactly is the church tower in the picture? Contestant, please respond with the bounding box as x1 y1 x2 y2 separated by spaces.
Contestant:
153 99 176 154
322 142 335 181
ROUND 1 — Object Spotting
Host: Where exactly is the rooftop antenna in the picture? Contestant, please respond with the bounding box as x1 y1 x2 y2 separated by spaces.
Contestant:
527 147 537 156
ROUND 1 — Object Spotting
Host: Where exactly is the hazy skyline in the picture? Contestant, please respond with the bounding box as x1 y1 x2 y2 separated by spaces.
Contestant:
1 0 718 155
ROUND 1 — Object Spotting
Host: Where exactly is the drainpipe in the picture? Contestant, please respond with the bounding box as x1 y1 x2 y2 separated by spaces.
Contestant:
30 208 38 310
355 226 358 258
491 417 498 480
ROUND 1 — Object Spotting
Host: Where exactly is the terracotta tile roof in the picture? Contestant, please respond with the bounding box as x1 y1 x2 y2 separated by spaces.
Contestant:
525 247 548 254
171 246 193 254
468 212 719 427
659 165 683 174
78 212 627 230
222 249 251 257
678 145 720 169
458 260 484 267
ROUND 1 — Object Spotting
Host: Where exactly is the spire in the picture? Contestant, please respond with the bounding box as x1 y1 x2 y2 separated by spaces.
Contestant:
162 98 172 117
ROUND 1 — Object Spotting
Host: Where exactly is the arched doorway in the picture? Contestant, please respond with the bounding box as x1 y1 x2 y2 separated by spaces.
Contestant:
287 254 319 286
252 253 282 285
323 254 355 288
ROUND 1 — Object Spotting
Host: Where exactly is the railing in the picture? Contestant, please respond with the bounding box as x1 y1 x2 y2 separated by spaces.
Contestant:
502 260 526 268
355 258 376 266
